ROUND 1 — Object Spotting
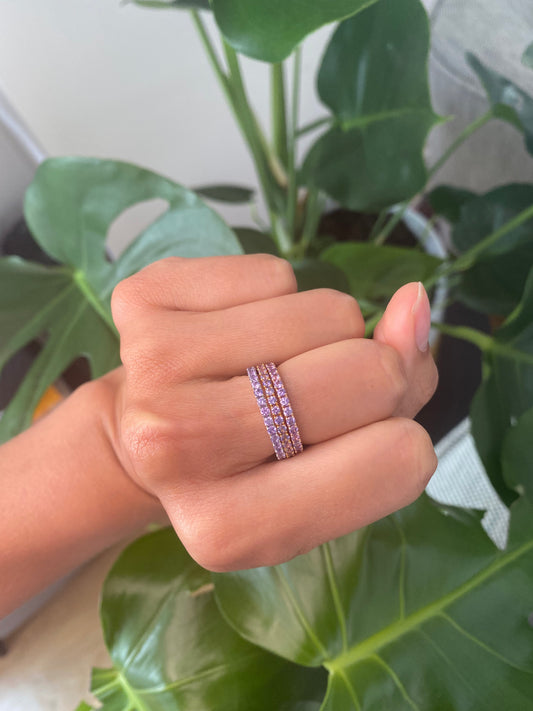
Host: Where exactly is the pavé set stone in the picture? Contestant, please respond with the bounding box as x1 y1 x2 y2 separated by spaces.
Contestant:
247 362 303 460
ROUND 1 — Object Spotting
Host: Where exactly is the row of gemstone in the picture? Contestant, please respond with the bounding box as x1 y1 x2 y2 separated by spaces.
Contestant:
247 362 303 460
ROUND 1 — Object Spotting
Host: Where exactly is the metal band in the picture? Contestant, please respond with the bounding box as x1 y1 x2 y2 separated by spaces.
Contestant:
247 362 303 460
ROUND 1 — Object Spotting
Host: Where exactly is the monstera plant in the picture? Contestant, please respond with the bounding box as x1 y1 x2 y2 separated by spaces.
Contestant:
1 1 533 709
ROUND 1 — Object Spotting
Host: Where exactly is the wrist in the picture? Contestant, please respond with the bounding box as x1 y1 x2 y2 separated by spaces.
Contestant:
82 369 166 530
0 370 165 616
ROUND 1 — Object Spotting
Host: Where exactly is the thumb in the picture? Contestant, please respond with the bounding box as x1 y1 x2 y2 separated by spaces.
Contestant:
373 282 437 416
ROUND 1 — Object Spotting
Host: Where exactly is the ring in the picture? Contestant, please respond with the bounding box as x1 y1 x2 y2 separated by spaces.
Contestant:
247 362 303 460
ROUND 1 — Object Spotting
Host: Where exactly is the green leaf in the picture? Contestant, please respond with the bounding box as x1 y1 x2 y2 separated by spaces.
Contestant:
215 494 533 710
320 243 441 304
427 185 477 224
0 157 241 443
502 406 533 502
194 184 254 203
212 0 379 63
467 53 533 155
303 0 439 212
96 527 326 710
291 258 351 294
523 42 533 70
130 0 211 9
452 184 533 316
471 269 533 504
233 227 279 255
73 703 94 711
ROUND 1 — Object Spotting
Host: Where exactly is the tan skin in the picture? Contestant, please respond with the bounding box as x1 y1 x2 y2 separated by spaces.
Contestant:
0 255 438 618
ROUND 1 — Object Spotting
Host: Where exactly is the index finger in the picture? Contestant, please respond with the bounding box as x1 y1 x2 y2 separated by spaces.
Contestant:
112 254 298 314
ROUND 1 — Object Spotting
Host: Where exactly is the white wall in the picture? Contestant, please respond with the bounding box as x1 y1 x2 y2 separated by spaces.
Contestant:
0 0 438 251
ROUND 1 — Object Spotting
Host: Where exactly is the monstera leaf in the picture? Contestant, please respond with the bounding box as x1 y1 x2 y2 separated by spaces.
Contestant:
468 53 533 156
130 0 378 62
215 494 533 710
92 528 326 710
471 268 533 505
0 158 241 443
450 184 533 317
212 0 379 62
303 0 440 212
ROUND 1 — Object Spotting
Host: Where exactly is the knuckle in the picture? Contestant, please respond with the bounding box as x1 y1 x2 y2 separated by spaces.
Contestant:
258 254 297 293
119 340 175 383
392 419 438 496
320 289 363 335
375 344 408 410
120 407 170 473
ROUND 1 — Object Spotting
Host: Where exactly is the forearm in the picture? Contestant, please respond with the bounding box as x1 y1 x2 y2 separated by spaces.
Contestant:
0 374 164 618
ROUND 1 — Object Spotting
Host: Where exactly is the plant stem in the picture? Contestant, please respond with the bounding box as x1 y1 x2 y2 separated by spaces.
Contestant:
296 116 332 138
373 109 495 246
191 11 289 249
271 63 289 168
433 322 533 367
431 322 493 351
364 311 383 337
369 209 390 242
426 202 533 289
73 270 119 337
427 109 494 182
287 48 302 239
374 204 410 246
298 188 324 256
190 10 229 93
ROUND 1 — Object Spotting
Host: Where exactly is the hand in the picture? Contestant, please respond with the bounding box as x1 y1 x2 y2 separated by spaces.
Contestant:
103 254 438 571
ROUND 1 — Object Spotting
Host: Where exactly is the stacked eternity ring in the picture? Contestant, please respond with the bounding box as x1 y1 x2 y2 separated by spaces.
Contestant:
247 362 303 460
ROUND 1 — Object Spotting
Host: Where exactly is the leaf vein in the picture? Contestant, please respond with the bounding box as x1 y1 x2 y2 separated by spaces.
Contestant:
371 653 421 710
439 612 533 673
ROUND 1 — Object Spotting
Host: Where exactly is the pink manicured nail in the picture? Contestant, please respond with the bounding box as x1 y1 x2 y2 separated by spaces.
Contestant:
412 282 431 353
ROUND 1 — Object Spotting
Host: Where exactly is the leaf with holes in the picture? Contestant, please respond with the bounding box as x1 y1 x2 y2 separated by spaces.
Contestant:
94 527 326 710
215 494 533 710
471 268 533 505
0 157 241 443
302 0 440 212
468 53 533 156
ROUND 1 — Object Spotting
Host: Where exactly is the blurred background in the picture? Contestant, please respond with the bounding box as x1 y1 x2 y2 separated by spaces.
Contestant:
1 0 532 253
0 2 532 708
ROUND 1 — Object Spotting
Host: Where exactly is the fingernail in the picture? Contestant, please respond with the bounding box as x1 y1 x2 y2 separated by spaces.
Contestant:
412 282 431 353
